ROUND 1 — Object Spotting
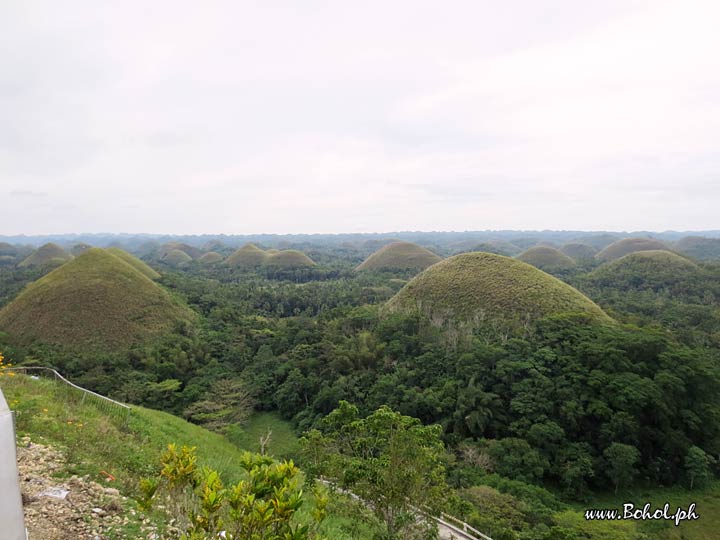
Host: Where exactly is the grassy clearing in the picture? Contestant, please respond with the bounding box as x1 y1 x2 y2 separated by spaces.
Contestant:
226 411 301 460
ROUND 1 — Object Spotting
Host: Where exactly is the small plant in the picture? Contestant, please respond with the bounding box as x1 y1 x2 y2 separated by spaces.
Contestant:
0 350 15 377
141 444 327 540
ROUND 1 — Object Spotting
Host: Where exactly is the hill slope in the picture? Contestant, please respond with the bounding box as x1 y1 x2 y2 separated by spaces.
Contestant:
162 249 193 266
106 247 161 279
561 243 598 260
588 250 699 292
0 248 195 350
386 252 611 340
18 243 73 268
225 243 269 267
675 236 720 260
596 237 668 261
517 246 576 271
266 249 316 268
357 241 442 271
198 251 224 265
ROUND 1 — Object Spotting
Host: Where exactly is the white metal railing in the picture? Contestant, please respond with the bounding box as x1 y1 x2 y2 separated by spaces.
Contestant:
2 367 131 424
317 477 491 540
0 387 29 540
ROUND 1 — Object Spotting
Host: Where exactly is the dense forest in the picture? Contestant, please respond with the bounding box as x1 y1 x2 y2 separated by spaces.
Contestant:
1 232 720 539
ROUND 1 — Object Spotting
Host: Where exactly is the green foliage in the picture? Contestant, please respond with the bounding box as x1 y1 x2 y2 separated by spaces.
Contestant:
183 378 255 432
301 401 447 540
487 438 548 483
603 443 640 494
685 446 714 489
356 242 442 271
144 444 327 540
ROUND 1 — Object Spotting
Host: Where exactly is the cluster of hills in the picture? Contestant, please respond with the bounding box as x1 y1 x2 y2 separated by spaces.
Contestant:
0 231 717 353
225 244 316 268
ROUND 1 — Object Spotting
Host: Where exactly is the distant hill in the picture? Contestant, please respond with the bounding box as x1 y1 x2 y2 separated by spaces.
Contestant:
386 252 611 342
106 247 161 279
266 250 316 268
18 243 73 268
159 242 202 260
162 249 193 266
561 243 598 260
198 252 224 265
472 241 522 257
71 243 93 256
357 242 442 271
675 236 720 260
0 242 18 256
596 238 669 261
0 248 196 350
517 246 576 271
225 244 269 267
588 250 699 292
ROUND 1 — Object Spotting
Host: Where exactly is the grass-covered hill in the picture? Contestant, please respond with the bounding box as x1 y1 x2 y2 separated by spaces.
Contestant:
18 243 73 268
225 244 316 268
385 252 611 341
561 242 598 260
596 237 668 261
159 242 202 260
106 247 161 279
225 243 269 267
162 248 193 266
517 246 576 271
675 236 720 260
198 251 224 265
0 248 196 350
266 249 316 268
356 241 442 271
587 250 700 292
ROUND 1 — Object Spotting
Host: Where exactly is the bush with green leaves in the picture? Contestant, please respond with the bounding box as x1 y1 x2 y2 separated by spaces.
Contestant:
140 444 327 540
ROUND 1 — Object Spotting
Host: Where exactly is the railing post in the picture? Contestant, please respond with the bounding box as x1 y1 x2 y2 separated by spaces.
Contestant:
0 388 28 540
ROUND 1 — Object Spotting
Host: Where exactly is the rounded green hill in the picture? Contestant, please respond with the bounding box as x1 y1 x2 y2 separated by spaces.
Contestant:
517 246 576 271
0 248 196 350
596 238 668 261
561 243 598 260
160 242 202 260
266 250 316 268
385 252 611 340
588 250 699 291
18 243 73 268
226 244 269 267
163 249 193 266
198 251 224 265
106 247 161 279
356 242 442 271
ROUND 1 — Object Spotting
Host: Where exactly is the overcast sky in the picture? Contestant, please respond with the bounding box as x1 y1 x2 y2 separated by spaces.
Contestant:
2 1 719 235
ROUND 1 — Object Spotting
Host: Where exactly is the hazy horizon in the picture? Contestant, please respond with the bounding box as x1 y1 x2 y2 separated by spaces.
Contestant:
3 1 719 235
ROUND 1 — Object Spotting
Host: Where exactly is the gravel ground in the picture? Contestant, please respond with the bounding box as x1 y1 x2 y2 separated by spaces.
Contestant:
17 437 157 540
